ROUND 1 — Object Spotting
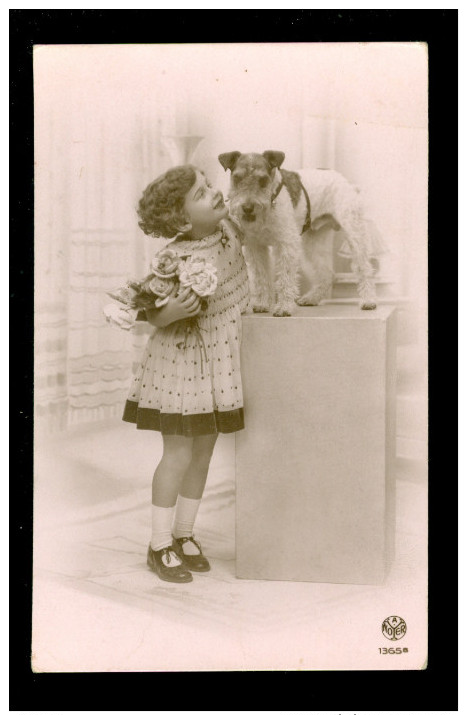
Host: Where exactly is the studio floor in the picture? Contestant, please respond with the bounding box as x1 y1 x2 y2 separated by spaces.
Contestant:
32 418 427 672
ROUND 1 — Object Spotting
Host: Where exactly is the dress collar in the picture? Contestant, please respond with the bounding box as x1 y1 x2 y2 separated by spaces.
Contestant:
171 227 224 249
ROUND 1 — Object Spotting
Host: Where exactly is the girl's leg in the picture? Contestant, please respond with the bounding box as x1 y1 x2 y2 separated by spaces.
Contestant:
179 434 218 500
152 434 193 506
173 434 218 548
151 434 193 553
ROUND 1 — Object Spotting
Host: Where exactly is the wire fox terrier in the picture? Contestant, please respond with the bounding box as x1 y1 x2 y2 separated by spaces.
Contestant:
219 150 377 316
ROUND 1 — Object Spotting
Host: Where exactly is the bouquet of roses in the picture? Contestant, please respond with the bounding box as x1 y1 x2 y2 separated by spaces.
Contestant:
103 248 218 331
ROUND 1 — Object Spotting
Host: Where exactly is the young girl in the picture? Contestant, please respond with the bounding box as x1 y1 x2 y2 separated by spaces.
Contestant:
122 165 250 584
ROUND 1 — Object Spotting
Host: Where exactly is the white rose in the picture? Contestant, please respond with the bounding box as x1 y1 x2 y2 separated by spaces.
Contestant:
150 249 180 278
103 303 138 331
178 257 218 297
154 295 170 308
191 269 218 297
148 275 174 298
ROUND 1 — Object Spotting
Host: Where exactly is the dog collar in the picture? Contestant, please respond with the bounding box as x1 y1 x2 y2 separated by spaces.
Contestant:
271 169 311 234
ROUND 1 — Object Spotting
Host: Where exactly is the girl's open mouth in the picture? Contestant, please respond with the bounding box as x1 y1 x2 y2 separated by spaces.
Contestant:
213 195 225 210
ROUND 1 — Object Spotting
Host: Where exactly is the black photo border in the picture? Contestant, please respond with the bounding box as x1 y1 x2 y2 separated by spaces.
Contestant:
10 9 458 712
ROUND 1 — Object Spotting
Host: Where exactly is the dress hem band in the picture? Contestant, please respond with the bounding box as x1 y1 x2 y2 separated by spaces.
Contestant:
122 400 244 436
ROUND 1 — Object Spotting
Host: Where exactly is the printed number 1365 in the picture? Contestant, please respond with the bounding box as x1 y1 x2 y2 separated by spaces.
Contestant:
379 647 408 654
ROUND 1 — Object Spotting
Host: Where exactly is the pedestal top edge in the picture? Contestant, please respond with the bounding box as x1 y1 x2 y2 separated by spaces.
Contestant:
242 305 396 321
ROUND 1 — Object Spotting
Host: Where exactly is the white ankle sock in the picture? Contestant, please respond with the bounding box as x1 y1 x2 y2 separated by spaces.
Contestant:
151 504 177 555
173 495 202 555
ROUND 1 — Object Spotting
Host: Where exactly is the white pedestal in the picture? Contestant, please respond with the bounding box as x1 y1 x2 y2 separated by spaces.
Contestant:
235 305 397 585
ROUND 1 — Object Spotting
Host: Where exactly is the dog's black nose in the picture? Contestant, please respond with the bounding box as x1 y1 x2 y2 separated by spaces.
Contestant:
242 203 255 215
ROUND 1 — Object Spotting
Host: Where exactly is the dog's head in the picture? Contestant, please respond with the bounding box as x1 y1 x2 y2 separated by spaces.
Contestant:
218 151 285 229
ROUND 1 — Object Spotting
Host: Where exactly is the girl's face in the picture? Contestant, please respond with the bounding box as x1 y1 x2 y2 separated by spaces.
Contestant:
183 170 228 237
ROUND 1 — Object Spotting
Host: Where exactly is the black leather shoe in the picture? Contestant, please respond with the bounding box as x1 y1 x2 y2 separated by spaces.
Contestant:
147 544 193 583
172 535 211 572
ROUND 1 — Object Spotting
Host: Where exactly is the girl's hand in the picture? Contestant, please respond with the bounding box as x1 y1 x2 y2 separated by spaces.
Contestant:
146 286 202 327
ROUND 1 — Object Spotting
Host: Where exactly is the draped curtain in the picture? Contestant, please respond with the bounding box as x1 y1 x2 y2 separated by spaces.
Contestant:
34 47 186 434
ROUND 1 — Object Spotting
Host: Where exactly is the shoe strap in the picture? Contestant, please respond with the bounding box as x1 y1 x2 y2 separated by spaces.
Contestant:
161 546 183 566
176 535 202 553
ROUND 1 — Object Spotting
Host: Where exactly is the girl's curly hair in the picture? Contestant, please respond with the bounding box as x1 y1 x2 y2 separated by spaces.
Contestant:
137 165 198 238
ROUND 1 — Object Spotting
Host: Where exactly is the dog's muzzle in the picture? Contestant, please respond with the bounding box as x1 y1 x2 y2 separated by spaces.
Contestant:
241 202 257 222
229 195 268 228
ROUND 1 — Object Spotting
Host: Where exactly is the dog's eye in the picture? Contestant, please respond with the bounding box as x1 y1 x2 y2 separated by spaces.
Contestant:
259 176 269 188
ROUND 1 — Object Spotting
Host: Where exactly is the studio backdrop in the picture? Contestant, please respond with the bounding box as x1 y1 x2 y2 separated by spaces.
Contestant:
34 44 427 441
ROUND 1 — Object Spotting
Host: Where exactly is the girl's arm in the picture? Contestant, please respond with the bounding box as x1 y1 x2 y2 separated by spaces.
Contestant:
145 286 201 327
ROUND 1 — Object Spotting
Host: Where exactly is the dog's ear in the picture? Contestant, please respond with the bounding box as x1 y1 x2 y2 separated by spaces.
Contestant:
218 152 241 171
262 151 285 169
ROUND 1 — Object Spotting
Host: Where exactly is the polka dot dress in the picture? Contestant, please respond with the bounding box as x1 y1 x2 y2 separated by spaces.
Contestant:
122 220 251 436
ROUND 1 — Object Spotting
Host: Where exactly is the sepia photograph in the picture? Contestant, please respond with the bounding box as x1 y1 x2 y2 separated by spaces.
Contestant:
32 41 428 673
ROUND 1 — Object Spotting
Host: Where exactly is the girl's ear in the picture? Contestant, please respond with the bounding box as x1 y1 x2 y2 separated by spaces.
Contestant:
175 220 192 235
174 207 192 235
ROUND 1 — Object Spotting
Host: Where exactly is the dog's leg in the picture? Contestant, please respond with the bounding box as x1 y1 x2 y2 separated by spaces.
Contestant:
273 240 300 316
243 243 274 313
337 208 377 310
297 230 334 306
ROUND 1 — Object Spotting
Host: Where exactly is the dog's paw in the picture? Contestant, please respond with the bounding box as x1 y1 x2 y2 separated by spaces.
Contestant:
296 295 320 306
253 305 270 313
273 307 292 317
360 302 377 310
